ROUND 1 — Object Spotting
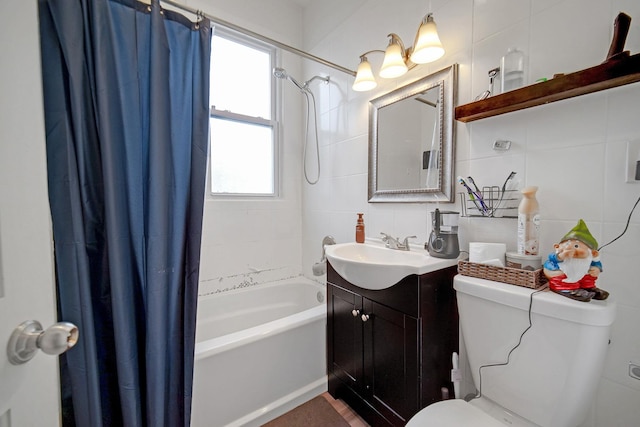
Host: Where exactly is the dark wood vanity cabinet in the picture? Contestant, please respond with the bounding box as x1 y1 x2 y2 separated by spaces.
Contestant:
327 262 458 427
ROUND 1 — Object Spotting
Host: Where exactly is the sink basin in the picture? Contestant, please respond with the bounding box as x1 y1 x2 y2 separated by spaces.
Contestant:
325 242 458 290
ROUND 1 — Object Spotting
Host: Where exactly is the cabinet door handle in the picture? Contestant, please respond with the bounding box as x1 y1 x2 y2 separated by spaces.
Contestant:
361 313 370 322
352 309 360 317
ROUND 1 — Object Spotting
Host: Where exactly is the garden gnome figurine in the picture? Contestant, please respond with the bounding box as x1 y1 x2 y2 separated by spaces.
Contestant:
543 219 609 302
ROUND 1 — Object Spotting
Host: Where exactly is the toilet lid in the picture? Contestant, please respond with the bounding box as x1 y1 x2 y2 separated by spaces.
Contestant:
406 399 503 427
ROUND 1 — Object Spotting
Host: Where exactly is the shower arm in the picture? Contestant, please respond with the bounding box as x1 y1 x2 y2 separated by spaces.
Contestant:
303 75 330 89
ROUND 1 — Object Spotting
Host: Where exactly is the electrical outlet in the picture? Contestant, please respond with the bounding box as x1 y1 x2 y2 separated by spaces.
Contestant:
630 363 640 380
626 141 640 183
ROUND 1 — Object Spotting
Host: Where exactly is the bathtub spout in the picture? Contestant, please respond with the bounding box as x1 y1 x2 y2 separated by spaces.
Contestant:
321 235 336 259
312 235 336 276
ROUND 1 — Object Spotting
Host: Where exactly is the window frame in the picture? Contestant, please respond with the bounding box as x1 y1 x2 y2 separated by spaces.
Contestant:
208 27 280 199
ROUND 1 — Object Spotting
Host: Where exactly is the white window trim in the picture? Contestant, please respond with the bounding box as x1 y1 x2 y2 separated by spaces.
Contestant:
207 27 280 199
210 107 274 128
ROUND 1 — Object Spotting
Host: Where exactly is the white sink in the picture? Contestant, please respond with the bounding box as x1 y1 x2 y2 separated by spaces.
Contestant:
325 242 458 290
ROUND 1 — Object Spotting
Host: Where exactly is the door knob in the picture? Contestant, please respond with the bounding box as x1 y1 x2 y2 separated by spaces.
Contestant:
361 314 370 322
352 309 360 317
7 320 79 365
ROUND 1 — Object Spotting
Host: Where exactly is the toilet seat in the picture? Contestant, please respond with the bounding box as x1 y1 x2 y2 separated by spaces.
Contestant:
406 399 503 426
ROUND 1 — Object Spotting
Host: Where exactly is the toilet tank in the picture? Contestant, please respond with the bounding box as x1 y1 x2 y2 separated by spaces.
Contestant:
454 275 616 427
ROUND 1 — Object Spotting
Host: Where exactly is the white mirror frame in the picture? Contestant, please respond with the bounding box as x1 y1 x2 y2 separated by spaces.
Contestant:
368 63 457 203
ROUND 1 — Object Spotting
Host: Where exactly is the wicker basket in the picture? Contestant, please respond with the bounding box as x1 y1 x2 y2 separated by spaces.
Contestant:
457 260 547 289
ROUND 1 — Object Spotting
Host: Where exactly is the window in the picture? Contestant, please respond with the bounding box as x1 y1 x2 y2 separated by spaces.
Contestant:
209 30 277 196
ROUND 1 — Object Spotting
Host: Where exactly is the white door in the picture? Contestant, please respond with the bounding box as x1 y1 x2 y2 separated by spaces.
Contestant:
0 0 61 425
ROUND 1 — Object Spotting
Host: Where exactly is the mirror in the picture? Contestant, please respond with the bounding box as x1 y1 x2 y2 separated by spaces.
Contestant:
368 64 457 202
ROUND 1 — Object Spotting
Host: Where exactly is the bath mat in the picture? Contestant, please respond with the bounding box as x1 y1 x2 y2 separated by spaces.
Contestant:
262 395 350 427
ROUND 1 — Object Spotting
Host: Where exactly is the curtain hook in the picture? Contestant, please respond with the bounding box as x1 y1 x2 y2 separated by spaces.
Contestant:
195 10 203 29
149 0 163 14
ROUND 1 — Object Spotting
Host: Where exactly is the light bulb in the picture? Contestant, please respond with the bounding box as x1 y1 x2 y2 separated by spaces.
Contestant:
410 14 445 64
352 57 377 91
380 40 408 78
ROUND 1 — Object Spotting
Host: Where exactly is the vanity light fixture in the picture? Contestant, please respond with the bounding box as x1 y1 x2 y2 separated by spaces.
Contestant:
379 34 409 78
352 13 445 92
410 13 445 64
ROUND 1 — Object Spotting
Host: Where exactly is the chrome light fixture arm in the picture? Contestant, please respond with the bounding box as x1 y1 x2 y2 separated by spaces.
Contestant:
352 11 445 92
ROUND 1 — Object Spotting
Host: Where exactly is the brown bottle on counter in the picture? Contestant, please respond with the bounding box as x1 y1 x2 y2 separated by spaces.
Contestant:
356 213 365 243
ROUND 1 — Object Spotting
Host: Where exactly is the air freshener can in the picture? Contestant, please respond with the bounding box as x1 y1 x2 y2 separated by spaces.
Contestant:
517 186 540 255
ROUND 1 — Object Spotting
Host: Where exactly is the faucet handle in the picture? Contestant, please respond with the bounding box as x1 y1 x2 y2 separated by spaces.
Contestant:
380 232 398 248
401 235 417 250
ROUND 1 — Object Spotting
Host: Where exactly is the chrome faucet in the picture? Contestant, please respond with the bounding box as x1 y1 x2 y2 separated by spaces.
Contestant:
380 233 416 251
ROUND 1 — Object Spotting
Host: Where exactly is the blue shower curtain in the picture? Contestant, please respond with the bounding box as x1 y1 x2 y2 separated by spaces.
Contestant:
38 0 211 425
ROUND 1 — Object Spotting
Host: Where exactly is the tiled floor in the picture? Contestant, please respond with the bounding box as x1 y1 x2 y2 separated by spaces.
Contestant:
321 392 370 427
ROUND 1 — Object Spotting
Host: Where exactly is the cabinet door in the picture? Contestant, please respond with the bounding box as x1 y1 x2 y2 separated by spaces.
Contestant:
363 299 420 425
327 284 364 390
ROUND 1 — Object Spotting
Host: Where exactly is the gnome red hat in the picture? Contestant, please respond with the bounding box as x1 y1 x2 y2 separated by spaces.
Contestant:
560 219 598 250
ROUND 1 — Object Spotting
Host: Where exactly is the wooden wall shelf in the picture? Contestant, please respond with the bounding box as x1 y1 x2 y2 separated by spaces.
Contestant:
455 52 640 123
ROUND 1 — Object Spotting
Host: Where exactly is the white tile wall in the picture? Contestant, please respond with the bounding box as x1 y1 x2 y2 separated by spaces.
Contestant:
18 0 640 422
191 0 309 293
300 0 640 425
185 0 640 423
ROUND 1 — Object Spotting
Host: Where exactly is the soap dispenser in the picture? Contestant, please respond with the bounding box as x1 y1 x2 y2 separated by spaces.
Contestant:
356 213 365 243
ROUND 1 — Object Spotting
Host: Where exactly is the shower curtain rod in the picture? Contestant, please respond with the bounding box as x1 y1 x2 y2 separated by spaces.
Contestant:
161 0 357 76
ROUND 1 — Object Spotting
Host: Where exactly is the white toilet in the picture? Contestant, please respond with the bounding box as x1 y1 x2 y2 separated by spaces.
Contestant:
407 275 616 427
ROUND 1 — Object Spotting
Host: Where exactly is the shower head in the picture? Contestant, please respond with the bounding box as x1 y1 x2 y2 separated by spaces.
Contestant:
273 67 289 80
273 67 306 91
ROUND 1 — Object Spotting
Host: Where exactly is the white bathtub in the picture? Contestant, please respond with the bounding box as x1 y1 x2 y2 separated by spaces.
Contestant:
191 276 327 427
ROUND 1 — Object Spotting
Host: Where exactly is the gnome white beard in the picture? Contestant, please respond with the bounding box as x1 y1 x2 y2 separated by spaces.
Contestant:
560 252 593 283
